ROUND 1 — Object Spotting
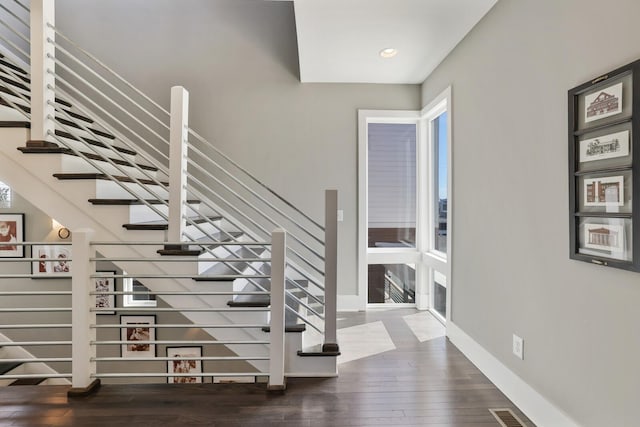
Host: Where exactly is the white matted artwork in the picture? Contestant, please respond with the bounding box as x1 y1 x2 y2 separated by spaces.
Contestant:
583 223 625 251
584 82 623 123
31 244 71 276
0 213 24 258
0 181 11 208
583 176 624 207
166 347 203 384
579 130 629 163
121 315 156 358
95 271 115 315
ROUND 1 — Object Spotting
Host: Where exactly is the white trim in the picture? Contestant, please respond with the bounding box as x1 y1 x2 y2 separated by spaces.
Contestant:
357 109 420 307
337 294 365 312
447 321 581 427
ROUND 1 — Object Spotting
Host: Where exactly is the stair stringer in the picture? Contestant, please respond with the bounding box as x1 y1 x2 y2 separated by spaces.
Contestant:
0 332 70 386
0 128 273 372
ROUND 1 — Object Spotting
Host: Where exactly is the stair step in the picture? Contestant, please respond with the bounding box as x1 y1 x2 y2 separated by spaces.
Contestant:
0 84 72 109
89 199 200 205
54 130 137 156
0 58 27 75
56 118 115 140
123 222 167 231
17 147 158 172
157 248 203 256
0 361 22 375
262 324 306 333
10 377 46 386
227 295 271 307
0 97 94 125
0 121 29 128
53 173 168 186
0 68 29 84
0 74 29 92
297 349 341 357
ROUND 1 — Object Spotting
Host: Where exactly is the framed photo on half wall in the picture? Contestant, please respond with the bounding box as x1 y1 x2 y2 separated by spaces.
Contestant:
569 57 640 271
0 213 24 258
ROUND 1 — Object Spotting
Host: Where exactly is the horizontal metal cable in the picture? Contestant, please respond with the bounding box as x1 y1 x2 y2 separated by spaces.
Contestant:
13 0 29 13
90 324 267 329
188 142 324 246
2 241 71 246
0 291 71 296
92 340 269 346
47 49 170 149
0 324 71 329
90 240 271 246
91 307 269 313
48 23 170 120
0 358 71 363
0 308 71 312
93 372 261 378
88 274 269 280
90 257 270 263
92 356 268 362
0 29 29 59
52 80 170 173
0 373 71 379
0 4 29 31
88 291 269 297
0 274 70 279
0 341 71 346
284 306 323 334
189 129 324 231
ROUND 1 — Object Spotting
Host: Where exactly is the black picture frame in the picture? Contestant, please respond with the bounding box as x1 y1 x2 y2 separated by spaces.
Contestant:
120 314 157 358
166 346 203 384
0 213 25 258
95 270 116 315
569 58 640 270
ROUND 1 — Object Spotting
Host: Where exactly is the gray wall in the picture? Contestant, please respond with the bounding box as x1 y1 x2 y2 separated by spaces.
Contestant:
421 1 640 425
56 0 421 298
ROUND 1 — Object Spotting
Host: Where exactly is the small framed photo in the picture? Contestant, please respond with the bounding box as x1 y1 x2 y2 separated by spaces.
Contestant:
166 346 203 384
584 82 623 123
120 315 156 358
583 175 624 207
0 213 24 258
578 217 632 262
95 271 116 315
31 244 71 276
579 130 630 163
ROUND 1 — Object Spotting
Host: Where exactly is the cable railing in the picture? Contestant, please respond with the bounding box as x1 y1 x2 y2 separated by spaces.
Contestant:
0 3 338 364
0 0 29 65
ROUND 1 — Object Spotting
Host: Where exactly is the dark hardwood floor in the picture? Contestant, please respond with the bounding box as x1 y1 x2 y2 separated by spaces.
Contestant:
0 308 534 426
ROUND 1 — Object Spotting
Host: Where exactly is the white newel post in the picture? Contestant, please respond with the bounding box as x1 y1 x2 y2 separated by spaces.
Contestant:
268 229 286 390
168 86 189 245
29 0 56 146
323 189 339 352
70 229 97 393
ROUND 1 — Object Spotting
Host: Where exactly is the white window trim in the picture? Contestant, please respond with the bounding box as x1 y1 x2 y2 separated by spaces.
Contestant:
122 274 157 308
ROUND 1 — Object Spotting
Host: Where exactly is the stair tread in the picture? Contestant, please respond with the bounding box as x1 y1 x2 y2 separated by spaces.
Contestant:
0 121 29 128
0 361 22 374
10 377 46 386
55 130 137 156
262 324 306 333
0 97 93 124
56 118 115 140
123 223 167 230
53 173 168 186
17 146 158 171
297 349 341 357
89 199 201 205
0 58 27 75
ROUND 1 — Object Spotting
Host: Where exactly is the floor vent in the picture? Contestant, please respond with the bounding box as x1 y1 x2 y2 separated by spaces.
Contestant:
489 408 526 427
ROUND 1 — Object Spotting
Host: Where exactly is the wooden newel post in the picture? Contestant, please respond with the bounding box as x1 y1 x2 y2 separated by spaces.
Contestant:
167 86 189 248
28 0 57 147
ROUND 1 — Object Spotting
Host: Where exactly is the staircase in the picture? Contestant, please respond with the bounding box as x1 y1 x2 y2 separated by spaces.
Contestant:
0 0 338 390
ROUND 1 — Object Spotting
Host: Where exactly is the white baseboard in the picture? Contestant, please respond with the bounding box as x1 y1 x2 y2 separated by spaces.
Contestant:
447 321 581 427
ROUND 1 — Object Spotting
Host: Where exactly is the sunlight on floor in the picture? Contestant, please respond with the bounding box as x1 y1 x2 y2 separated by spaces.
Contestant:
403 311 445 342
337 320 396 365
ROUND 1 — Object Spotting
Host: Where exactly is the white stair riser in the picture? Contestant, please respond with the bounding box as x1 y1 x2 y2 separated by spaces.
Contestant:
0 104 28 122
129 202 203 223
60 155 157 180
95 179 169 199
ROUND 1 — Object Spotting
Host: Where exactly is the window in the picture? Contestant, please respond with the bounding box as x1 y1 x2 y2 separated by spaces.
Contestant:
123 273 157 307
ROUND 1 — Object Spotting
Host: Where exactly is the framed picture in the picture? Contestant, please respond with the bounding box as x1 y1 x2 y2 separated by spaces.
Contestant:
579 130 629 163
583 222 625 251
166 346 203 384
0 181 11 208
583 176 624 207
0 213 24 258
31 244 71 276
120 315 156 358
95 271 116 315
584 82 623 123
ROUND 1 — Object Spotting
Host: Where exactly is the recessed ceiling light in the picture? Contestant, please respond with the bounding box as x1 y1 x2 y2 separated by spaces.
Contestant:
379 48 398 59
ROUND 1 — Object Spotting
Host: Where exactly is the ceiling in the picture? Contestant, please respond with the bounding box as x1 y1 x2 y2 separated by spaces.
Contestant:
291 0 498 84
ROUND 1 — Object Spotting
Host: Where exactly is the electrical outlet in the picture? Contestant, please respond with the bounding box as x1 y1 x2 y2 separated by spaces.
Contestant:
512 334 524 360
337 210 344 222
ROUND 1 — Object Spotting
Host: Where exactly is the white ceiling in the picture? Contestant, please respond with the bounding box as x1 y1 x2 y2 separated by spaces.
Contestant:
292 0 498 84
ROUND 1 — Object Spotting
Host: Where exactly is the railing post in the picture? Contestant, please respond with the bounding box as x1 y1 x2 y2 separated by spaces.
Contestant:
168 86 189 246
268 229 286 390
323 189 339 352
68 229 100 396
28 0 57 147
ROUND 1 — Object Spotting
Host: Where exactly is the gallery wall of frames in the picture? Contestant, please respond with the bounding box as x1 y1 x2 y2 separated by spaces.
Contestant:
569 58 640 271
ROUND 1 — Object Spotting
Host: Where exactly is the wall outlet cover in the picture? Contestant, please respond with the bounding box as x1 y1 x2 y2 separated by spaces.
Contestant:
512 334 524 360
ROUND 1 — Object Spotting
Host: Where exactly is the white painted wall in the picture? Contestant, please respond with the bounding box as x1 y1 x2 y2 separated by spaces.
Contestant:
55 0 421 301
421 1 640 425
